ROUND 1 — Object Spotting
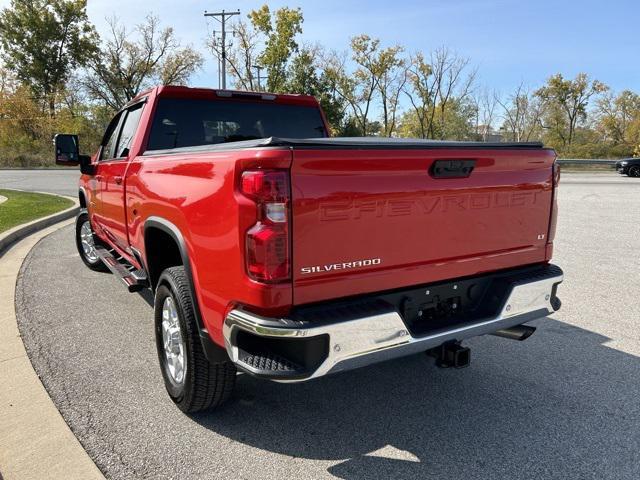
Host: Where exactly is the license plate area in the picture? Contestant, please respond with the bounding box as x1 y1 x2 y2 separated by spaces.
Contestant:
378 276 503 337
290 264 559 339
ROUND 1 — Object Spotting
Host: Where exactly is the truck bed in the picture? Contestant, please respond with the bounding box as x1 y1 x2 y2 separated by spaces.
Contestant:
288 141 556 305
142 136 556 309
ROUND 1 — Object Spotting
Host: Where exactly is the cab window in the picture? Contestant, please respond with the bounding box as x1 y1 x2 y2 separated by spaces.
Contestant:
146 98 327 151
100 112 124 161
117 103 145 158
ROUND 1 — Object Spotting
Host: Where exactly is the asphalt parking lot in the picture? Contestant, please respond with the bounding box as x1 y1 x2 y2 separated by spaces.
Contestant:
0 169 79 197
6 171 640 479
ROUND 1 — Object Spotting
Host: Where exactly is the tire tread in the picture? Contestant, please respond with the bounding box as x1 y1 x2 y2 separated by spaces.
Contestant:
159 266 236 412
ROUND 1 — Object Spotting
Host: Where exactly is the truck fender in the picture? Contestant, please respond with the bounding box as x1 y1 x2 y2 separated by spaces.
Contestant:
78 187 88 209
144 216 229 364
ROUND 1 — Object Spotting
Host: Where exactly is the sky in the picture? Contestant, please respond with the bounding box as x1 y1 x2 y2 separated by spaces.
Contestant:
2 0 639 95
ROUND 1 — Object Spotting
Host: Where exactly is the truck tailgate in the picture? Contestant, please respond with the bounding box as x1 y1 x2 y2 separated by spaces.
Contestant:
290 147 556 305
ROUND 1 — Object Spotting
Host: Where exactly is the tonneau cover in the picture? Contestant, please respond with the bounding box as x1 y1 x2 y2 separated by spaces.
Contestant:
264 137 544 149
144 136 545 156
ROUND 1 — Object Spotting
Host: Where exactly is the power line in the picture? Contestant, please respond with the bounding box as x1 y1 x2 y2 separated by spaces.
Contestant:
204 9 240 90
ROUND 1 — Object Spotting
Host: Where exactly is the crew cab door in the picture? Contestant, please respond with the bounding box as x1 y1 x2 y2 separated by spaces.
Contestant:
93 102 145 253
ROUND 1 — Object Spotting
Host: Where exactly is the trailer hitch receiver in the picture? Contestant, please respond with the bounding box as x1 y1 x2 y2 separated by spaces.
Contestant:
427 342 470 369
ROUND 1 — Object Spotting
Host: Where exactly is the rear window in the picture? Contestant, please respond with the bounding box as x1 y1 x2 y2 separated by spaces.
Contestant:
146 98 326 151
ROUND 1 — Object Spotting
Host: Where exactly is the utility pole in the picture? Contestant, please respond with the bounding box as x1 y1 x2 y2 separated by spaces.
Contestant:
204 9 240 89
253 65 266 91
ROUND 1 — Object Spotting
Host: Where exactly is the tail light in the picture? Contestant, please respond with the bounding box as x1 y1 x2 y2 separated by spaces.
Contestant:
241 170 290 283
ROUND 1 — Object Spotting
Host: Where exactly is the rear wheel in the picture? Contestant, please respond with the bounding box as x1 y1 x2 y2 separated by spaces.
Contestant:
154 266 236 412
629 165 640 177
75 210 109 272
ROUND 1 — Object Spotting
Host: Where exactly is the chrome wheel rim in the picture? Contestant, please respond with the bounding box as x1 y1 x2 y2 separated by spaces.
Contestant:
80 221 99 263
161 296 186 385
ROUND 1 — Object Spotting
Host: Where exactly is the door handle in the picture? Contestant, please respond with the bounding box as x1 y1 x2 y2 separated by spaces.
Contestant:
114 176 123 185
430 159 476 179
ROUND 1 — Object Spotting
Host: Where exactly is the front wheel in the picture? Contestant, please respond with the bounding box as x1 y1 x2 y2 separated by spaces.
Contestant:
75 210 109 272
154 266 236 413
628 165 640 177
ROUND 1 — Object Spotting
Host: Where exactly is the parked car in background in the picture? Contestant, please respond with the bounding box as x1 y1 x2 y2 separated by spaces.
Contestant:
616 158 640 177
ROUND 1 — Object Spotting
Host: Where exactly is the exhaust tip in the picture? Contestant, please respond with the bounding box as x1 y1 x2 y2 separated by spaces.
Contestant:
492 325 536 341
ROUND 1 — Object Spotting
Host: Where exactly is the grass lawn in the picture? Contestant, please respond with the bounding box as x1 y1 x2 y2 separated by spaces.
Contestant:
0 189 74 234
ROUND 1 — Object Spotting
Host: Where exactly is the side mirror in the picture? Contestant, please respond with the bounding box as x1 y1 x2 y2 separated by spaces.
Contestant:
79 154 95 176
54 134 96 175
54 134 80 166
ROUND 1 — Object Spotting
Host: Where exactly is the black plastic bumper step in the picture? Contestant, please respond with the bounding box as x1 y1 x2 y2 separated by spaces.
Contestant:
238 350 304 374
95 246 149 292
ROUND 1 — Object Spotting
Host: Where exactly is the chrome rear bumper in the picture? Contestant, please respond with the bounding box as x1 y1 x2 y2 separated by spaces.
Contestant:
223 265 563 382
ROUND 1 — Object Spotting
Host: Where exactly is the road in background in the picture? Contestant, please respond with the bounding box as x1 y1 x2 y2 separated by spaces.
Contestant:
0 169 635 198
12 172 640 479
0 169 79 196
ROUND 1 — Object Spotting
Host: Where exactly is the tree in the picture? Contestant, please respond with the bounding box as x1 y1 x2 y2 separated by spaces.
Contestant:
0 0 98 117
471 88 498 141
397 98 476 140
496 83 543 142
321 35 405 136
535 73 608 146
403 52 434 138
83 15 203 110
0 64 111 167
211 5 304 93
375 45 406 137
429 48 476 139
284 46 346 133
596 90 640 145
209 18 261 91
345 37 375 134
0 68 44 144
403 48 475 139
250 5 303 93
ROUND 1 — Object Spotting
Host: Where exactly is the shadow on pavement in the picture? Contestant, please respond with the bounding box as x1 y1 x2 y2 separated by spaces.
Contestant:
16 225 640 479
193 317 640 479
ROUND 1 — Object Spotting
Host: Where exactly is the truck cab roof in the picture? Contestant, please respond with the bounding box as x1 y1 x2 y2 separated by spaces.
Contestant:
127 85 320 109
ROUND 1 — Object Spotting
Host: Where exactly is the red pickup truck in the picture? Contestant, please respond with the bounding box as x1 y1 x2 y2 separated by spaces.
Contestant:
55 86 563 413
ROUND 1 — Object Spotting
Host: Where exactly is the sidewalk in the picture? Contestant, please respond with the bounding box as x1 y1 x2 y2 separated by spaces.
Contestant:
0 221 104 480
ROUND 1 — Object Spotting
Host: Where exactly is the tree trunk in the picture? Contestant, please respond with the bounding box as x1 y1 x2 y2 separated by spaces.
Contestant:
48 95 56 118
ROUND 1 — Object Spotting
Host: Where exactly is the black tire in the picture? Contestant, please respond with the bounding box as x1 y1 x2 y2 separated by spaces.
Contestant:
629 165 640 178
75 210 109 272
154 266 236 413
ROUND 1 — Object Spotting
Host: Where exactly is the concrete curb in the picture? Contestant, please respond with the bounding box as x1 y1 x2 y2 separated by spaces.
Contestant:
0 190 80 258
0 220 104 480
